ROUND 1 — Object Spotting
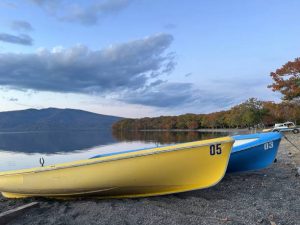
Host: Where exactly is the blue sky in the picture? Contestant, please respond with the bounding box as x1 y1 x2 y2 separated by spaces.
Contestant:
0 0 299 117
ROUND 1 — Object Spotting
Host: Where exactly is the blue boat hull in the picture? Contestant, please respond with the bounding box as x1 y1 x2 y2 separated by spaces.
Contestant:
227 132 282 173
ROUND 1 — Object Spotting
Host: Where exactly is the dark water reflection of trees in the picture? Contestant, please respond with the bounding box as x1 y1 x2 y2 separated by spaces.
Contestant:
0 130 230 154
112 130 229 145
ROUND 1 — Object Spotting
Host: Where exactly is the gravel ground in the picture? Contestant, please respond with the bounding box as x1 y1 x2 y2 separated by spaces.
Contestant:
1 133 299 225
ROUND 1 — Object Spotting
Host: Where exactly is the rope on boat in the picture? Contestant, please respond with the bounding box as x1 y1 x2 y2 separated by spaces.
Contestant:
283 133 300 151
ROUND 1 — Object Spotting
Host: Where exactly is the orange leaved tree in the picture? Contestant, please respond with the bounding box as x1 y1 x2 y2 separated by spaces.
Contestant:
268 58 300 101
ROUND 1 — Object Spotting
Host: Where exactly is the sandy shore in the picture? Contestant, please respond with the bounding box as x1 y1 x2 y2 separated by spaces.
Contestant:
1 133 299 225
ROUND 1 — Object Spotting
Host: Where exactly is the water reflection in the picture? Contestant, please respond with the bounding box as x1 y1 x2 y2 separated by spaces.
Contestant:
112 130 229 144
0 130 230 172
0 141 155 172
0 129 116 153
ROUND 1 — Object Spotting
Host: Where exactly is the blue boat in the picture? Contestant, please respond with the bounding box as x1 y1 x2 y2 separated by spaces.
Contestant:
227 132 282 173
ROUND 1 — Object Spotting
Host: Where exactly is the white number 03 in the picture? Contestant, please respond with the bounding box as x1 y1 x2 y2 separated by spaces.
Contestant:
264 141 274 150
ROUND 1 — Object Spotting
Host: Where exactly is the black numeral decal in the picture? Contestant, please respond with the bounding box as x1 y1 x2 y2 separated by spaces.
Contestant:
210 145 215 155
216 144 222 154
210 144 222 155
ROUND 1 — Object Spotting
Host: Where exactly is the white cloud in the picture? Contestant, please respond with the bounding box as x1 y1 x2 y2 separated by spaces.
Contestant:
29 0 135 25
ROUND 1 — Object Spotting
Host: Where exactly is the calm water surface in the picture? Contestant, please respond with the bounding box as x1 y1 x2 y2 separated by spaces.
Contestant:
0 130 232 172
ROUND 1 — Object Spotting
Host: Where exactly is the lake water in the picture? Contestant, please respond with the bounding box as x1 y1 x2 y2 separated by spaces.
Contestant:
0 130 232 172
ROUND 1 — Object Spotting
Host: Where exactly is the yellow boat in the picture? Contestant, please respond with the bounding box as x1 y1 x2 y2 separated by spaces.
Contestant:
0 136 234 199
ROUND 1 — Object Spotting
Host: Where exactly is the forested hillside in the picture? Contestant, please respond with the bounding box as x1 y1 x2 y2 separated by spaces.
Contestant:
113 98 300 130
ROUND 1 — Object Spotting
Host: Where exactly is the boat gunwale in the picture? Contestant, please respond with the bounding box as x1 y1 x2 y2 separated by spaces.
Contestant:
232 137 281 153
0 138 234 177
232 133 282 154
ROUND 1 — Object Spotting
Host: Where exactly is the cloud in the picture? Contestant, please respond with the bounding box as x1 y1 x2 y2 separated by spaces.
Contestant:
30 0 51 5
164 23 177 30
0 33 174 98
29 0 134 25
0 31 241 109
28 0 59 8
8 98 18 102
122 82 197 107
0 1 17 8
120 80 241 109
11 20 34 32
184 72 192 77
0 33 33 46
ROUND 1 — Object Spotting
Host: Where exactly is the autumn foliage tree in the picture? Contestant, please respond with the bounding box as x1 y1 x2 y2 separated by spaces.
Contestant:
269 58 300 101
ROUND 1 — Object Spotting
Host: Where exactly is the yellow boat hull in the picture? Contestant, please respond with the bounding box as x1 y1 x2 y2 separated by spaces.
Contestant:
0 137 234 199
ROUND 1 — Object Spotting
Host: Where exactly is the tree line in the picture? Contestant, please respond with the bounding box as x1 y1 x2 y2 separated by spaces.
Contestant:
113 98 300 130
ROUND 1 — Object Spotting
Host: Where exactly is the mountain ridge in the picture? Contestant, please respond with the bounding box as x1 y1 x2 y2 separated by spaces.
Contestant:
0 108 122 131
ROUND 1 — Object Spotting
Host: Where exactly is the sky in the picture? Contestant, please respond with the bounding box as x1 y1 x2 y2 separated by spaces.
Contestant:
0 0 300 118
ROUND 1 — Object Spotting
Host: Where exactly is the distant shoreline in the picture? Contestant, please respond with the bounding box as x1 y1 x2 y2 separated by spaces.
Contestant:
0 128 254 134
137 128 250 133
